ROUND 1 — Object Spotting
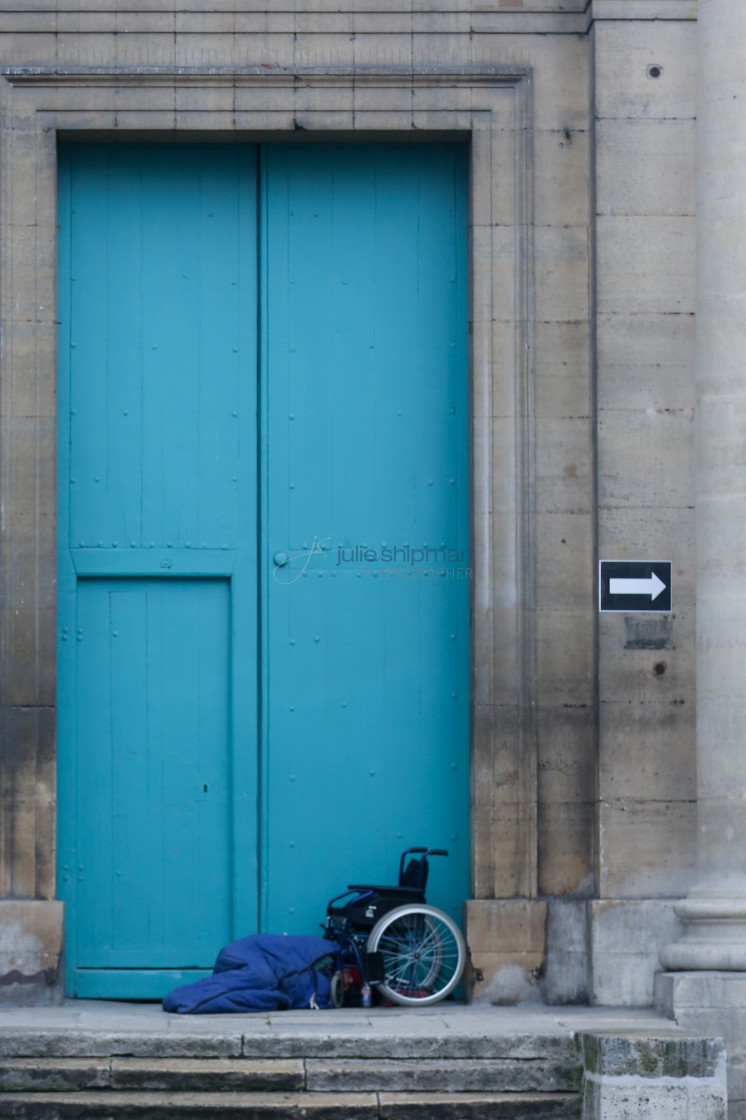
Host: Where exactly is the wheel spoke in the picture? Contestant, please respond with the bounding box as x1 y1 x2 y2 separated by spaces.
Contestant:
368 904 466 1006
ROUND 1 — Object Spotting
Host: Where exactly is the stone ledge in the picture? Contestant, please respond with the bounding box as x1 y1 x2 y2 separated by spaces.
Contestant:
0 1091 379 1119
305 1057 581 1093
579 1031 725 1080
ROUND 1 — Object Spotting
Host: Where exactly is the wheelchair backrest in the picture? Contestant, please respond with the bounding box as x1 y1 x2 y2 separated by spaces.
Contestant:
399 857 428 891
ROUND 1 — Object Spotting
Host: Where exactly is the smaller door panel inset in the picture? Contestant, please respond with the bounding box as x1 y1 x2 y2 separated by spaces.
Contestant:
74 578 232 969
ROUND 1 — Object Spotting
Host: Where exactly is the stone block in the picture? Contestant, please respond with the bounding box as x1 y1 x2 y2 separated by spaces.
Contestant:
536 417 593 520
5 322 58 420
657 965 746 1109
596 215 695 315
110 1057 304 1092
596 312 695 414
472 703 520 795
0 901 63 1006
470 125 514 230
536 512 593 613
594 20 696 121
0 1030 243 1058
464 900 547 1004
659 972 746 1013
0 1091 380 1116
597 505 695 569
598 406 695 510
534 127 591 228
589 901 685 1007
0 603 56 706
488 418 527 514
580 1031 727 1120
0 415 55 516
597 800 696 901
0 1058 110 1091
534 225 591 323
0 706 56 899
5 131 56 231
306 1057 579 1093
526 32 590 130
535 610 594 707
598 703 695 801
596 117 695 217
546 899 589 1005
473 803 535 901
0 32 57 68
599 598 695 691
534 320 591 422
471 224 519 331
538 801 595 900
537 702 595 803
379 1092 580 1119
582 1031 725 1080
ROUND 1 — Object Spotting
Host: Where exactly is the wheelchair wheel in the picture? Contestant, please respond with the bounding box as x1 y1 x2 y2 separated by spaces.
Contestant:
330 969 345 1009
366 904 466 1006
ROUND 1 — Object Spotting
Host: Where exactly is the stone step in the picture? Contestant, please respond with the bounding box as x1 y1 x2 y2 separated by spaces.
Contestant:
0 1058 304 1093
0 1090 582 1119
0 1028 579 1062
0 1055 581 1095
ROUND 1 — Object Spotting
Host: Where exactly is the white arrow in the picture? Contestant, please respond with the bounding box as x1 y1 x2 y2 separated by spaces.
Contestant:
609 572 666 601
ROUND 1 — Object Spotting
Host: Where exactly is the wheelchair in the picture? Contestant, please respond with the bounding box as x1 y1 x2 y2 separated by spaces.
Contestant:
323 847 467 1007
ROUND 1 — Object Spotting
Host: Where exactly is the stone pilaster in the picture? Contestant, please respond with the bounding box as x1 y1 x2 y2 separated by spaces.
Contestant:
662 0 746 971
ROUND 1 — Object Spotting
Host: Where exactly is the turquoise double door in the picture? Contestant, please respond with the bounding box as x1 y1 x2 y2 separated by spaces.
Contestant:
57 143 469 998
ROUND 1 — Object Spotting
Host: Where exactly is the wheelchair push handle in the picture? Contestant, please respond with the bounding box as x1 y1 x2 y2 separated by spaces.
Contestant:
398 846 449 889
400 847 449 858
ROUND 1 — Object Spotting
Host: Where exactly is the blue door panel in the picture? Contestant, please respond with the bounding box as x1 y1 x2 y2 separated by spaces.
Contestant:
58 144 259 997
262 145 469 933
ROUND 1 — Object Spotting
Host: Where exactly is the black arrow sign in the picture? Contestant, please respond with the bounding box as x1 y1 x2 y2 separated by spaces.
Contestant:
599 560 672 613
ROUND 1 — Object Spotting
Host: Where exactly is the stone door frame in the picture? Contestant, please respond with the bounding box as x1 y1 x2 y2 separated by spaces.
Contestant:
0 66 536 956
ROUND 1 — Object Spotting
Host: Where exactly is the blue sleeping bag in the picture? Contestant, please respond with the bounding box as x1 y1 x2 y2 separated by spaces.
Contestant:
162 934 337 1013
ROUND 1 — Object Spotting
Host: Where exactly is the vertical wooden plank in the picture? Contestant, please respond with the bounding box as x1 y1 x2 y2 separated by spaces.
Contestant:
56 149 79 991
67 148 114 550
102 148 146 550
74 581 115 970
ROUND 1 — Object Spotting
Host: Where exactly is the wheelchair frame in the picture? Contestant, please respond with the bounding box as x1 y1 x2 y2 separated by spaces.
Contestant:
323 847 467 1007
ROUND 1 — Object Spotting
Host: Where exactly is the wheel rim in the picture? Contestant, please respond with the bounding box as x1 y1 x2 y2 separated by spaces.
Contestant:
369 905 465 1005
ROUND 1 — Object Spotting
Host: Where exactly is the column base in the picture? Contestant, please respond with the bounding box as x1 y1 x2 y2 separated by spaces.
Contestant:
661 897 746 971
0 901 64 1006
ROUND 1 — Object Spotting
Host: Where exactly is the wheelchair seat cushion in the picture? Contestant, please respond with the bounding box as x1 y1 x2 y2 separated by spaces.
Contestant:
327 887 425 930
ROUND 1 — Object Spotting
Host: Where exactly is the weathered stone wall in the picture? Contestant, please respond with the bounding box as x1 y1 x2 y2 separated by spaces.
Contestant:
0 0 701 1007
